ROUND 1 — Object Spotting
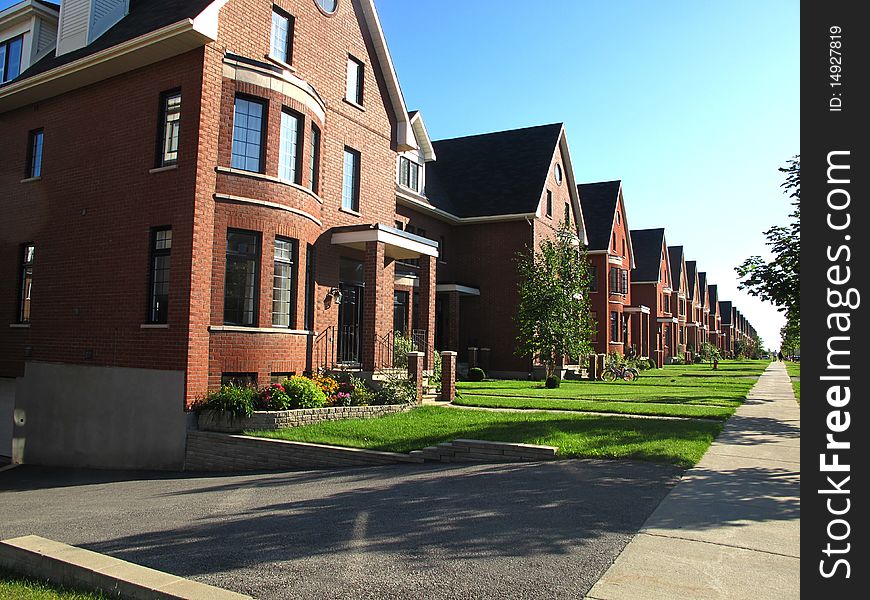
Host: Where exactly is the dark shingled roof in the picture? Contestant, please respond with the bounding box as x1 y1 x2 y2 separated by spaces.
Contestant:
708 285 719 315
630 228 666 283
577 180 621 250
686 261 698 297
698 271 708 305
425 123 563 218
720 301 733 324
668 246 684 291
13 0 215 84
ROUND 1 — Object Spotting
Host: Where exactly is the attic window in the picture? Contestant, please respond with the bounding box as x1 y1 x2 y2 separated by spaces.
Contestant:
315 0 338 15
554 163 563 186
1 35 23 83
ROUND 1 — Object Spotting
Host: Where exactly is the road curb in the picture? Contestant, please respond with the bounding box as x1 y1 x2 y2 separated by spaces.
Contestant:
0 535 251 599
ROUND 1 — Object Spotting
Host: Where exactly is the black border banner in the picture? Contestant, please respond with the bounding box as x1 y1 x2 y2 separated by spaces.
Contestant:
802 2 868 596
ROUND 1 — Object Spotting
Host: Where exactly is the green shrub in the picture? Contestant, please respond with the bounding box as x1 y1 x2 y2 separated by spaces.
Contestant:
392 333 418 368
375 373 416 405
429 351 442 391
282 376 328 409
259 383 292 410
467 367 486 382
647 358 657 370
202 385 259 419
545 376 561 388
348 374 374 406
670 356 685 365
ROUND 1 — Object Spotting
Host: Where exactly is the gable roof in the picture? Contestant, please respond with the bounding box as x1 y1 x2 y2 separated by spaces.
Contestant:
668 246 684 291
630 228 667 283
708 285 719 316
577 180 621 250
698 271 708 306
720 301 733 324
425 123 564 218
686 260 698 297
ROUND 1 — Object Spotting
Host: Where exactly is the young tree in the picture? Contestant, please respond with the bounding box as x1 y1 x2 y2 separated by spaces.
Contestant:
736 156 800 321
515 220 595 380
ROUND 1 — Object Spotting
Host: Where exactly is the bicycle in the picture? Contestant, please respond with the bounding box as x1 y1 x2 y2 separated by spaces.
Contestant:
602 362 639 382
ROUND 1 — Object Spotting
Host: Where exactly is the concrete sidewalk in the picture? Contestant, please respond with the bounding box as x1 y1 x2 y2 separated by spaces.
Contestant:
587 362 800 600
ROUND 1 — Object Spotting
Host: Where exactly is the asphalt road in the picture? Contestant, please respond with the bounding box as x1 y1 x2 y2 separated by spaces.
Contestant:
1 460 680 599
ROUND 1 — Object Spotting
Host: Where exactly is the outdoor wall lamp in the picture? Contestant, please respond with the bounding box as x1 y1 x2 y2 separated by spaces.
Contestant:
327 287 342 305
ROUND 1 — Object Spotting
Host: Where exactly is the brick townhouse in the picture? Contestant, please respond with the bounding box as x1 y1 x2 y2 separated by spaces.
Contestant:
707 284 722 351
719 301 735 357
667 245 688 360
629 228 676 367
395 122 586 377
697 270 710 348
0 0 439 468
685 260 704 354
577 180 651 358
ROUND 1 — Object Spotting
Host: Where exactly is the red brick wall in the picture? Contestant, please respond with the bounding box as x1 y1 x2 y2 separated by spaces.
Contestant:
0 49 206 381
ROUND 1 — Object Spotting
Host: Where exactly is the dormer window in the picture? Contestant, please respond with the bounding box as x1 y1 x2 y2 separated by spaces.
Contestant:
0 35 23 83
399 156 420 192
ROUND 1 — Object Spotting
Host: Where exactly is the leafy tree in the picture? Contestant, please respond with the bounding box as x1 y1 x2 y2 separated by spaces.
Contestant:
780 318 800 358
736 157 800 322
515 220 595 380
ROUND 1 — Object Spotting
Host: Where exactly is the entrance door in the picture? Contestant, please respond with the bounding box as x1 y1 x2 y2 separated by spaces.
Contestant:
338 258 365 365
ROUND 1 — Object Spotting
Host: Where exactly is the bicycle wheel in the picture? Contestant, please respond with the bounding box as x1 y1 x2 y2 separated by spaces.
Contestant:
601 369 617 382
622 370 637 382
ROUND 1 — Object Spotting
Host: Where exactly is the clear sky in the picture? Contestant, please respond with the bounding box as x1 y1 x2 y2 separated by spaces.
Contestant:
1 0 798 349
375 0 799 350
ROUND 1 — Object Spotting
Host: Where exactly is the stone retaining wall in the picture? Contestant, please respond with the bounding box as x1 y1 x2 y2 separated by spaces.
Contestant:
198 403 415 434
184 431 424 471
410 439 558 463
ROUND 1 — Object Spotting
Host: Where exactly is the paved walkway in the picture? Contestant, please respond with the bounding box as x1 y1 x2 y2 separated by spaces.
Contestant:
587 361 800 599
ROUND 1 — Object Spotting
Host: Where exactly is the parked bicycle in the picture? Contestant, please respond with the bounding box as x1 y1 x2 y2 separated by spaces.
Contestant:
602 362 639 382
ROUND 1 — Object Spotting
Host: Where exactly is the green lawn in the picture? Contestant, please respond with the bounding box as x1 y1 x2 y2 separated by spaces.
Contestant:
0 569 107 600
455 360 768 419
785 360 800 402
248 405 723 468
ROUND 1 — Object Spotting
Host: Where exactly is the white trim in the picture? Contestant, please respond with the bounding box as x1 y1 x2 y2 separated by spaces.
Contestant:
209 326 313 335
9 323 31 328
396 192 538 225
214 193 323 227
140 324 169 329
342 97 365 112
264 54 296 73
331 228 439 258
657 317 679 324
20 176 41 183
436 284 480 296
339 206 362 218
624 305 651 315
409 112 436 161
222 55 326 122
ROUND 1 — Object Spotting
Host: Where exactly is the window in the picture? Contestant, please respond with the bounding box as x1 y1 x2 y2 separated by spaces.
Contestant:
620 269 628 294
609 267 619 292
589 265 598 292
309 124 321 194
616 210 621 225
399 156 420 192
157 91 181 167
610 312 620 343
393 291 409 334
224 230 260 326
612 233 617 251
232 96 266 172
439 235 446 263
18 243 34 323
565 202 570 223
148 228 172 323
554 163 563 186
315 0 338 14
546 190 552 218
272 237 297 327
221 372 257 387
270 372 296 384
621 238 626 257
342 147 360 212
26 129 43 179
0 35 23 83
346 55 364 105
303 244 315 330
279 109 303 184
270 7 294 64
664 294 671 313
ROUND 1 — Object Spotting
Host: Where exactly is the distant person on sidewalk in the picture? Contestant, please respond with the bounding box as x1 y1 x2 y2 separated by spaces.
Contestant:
777 351 784 362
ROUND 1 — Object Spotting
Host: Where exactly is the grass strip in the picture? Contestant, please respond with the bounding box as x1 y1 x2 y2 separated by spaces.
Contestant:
247 406 723 468
0 568 108 600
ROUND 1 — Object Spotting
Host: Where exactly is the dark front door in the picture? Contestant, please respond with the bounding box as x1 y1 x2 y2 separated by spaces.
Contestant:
338 283 364 364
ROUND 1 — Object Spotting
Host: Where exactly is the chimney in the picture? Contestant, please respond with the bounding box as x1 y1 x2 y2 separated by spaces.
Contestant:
56 0 129 57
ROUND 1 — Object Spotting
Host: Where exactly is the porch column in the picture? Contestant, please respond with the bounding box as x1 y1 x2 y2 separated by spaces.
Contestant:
447 291 460 351
419 254 436 370
362 241 392 371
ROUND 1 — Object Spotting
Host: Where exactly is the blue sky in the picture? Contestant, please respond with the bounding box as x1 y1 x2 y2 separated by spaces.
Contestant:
1 0 798 348
376 0 799 349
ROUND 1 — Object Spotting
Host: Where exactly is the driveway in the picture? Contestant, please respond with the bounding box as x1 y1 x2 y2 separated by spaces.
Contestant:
1 460 680 599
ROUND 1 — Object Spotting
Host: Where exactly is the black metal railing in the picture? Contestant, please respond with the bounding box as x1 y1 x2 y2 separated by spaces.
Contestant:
313 326 336 372
338 324 361 365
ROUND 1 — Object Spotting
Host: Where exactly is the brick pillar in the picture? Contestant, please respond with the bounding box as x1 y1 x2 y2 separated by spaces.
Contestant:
407 351 425 403
447 291 460 351
468 347 478 368
440 351 457 402
362 241 391 371
588 354 599 380
418 255 436 370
